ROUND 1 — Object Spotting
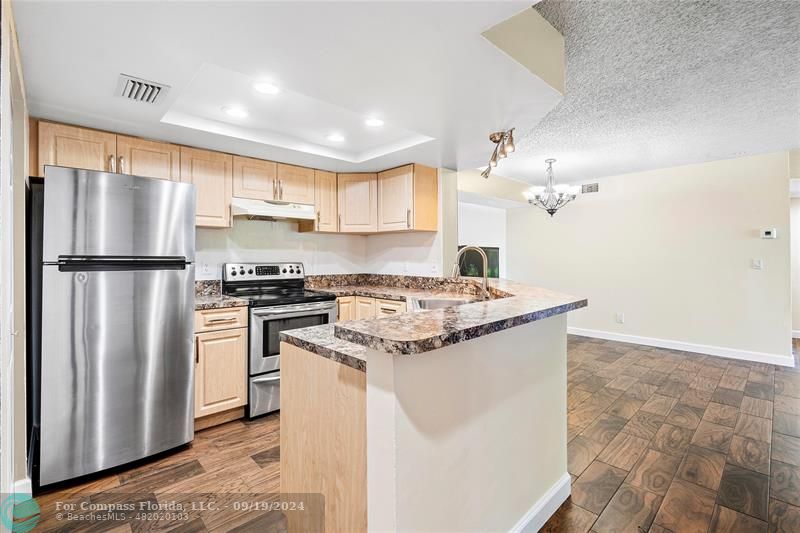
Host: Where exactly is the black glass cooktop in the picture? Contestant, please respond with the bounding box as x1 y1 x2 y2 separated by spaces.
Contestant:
223 287 336 308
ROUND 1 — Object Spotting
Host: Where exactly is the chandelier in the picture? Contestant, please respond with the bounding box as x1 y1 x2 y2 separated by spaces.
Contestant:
524 159 580 216
480 128 515 179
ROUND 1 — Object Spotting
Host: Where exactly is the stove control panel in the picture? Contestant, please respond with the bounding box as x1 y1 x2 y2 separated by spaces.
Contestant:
222 262 304 282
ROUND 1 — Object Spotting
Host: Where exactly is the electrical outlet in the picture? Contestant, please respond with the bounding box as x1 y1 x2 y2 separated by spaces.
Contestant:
200 262 211 275
615 312 625 324
751 258 764 270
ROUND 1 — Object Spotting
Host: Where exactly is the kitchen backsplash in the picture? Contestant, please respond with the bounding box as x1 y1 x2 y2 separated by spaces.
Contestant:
195 219 443 280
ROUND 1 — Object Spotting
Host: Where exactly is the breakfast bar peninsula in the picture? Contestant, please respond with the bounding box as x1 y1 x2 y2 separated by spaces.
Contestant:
280 275 587 532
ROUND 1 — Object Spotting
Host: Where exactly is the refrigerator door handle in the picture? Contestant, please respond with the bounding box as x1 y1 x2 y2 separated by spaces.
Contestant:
54 256 190 272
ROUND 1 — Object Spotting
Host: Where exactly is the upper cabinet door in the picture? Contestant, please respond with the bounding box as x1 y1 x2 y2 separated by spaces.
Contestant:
314 170 338 232
338 173 378 233
277 163 315 204
411 164 438 232
180 147 233 228
116 135 180 181
232 156 277 200
378 165 414 232
38 122 117 177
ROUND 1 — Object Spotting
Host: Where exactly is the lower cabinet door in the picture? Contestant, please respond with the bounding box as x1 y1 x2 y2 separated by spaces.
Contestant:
337 296 355 321
195 327 247 418
355 297 376 320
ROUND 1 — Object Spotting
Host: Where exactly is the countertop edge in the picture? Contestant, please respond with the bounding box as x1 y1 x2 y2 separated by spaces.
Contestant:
194 295 250 311
334 298 588 355
280 330 367 373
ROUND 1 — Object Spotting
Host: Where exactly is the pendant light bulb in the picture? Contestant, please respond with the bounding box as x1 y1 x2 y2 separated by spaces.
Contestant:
489 146 499 167
505 129 515 153
498 141 507 159
481 166 491 179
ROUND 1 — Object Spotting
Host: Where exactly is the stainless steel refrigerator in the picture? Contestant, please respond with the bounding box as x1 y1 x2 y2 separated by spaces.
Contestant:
28 166 196 486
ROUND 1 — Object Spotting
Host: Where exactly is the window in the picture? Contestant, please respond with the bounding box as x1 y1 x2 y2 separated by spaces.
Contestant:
457 246 500 278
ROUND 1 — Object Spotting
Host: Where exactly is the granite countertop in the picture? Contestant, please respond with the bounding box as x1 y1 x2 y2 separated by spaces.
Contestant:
195 294 249 311
281 275 586 365
333 278 586 355
280 324 366 372
314 285 481 302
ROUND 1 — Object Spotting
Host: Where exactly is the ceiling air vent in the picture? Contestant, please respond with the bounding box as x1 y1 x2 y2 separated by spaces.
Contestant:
115 74 169 104
581 183 599 194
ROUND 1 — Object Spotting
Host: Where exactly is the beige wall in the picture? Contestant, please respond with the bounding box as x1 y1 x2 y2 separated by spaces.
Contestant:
482 7 565 95
507 152 792 364
791 198 800 335
2 0 31 493
366 315 569 531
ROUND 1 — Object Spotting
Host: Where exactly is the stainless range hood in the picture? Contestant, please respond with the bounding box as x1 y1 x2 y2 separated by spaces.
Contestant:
231 197 316 221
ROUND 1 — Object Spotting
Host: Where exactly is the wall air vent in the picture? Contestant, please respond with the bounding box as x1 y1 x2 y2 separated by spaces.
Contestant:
581 183 599 194
115 74 169 104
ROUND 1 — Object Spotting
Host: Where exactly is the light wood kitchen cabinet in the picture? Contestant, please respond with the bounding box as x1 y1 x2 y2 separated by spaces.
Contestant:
338 173 378 233
180 147 233 228
37 121 117 177
116 135 180 181
337 296 355 321
314 170 338 232
376 298 406 316
378 164 438 232
194 306 248 333
355 296 376 320
232 155 277 200
277 163 315 204
195 326 248 418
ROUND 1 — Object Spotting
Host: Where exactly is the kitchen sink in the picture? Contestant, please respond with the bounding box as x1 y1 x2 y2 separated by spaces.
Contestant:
409 297 481 311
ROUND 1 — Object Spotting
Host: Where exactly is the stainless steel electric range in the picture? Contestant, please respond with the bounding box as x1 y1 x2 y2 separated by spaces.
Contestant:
222 263 337 418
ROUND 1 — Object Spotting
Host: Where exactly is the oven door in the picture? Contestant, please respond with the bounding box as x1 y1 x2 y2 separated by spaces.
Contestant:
249 301 336 375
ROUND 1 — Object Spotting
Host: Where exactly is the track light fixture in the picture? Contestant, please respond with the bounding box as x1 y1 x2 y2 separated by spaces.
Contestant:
481 127 515 178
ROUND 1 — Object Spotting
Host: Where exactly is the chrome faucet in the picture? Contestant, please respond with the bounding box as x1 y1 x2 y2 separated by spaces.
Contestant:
451 246 490 299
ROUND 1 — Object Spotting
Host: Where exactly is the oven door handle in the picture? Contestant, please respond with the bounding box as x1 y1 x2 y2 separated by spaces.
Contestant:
252 303 335 317
252 375 281 384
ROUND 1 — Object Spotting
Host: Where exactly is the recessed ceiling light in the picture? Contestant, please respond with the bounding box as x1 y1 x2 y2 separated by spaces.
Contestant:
253 81 280 95
326 133 345 143
222 106 248 119
365 117 384 127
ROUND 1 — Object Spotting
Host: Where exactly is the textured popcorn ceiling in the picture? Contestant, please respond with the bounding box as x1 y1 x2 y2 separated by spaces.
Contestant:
497 0 800 184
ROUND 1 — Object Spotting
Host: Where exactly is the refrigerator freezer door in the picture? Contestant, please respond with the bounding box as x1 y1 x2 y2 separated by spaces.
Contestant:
39 265 195 485
42 166 196 262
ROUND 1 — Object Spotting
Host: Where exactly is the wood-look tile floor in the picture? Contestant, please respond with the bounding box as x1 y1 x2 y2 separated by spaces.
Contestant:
542 336 800 533
33 413 283 532
34 337 800 532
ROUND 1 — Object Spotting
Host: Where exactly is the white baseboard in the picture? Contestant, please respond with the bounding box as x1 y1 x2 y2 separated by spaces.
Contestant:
568 327 795 367
511 472 571 533
13 477 32 499
793 330 800 339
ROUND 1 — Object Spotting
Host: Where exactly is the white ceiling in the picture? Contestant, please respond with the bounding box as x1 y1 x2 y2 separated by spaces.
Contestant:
162 63 433 163
13 1 562 173
490 0 800 184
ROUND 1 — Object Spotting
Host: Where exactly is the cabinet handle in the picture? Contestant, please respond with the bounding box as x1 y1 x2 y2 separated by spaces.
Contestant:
207 317 237 323
118 156 125 174
195 336 199 364
279 179 283 199
109 154 116 173
317 210 321 229
338 213 342 231
406 208 411 229
381 308 397 314
273 179 277 199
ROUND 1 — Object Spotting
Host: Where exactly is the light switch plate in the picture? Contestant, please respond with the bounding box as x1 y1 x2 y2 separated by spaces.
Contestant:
751 258 764 270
